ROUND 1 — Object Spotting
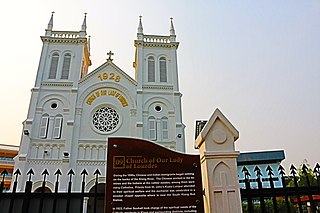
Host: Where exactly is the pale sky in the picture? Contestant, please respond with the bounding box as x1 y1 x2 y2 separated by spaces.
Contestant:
1 0 319 170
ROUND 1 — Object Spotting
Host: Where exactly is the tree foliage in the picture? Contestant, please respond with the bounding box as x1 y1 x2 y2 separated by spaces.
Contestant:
287 159 318 187
242 198 296 213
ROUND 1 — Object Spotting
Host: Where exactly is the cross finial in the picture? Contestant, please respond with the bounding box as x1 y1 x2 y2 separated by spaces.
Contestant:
107 51 114 61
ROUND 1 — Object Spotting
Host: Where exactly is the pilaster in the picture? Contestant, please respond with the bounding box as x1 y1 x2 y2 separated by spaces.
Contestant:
195 108 242 213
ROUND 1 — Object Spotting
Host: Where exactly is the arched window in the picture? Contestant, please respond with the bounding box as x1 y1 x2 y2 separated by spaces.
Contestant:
61 53 71 79
39 114 49 138
161 117 168 140
148 116 156 141
52 115 63 139
159 57 167 82
49 53 59 79
148 56 155 82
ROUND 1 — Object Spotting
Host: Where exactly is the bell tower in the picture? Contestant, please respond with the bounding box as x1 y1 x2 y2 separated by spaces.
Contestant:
133 17 185 152
34 12 91 87
15 13 91 189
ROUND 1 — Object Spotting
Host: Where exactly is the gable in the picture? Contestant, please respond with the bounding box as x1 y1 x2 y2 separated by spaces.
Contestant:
79 61 137 87
77 61 137 109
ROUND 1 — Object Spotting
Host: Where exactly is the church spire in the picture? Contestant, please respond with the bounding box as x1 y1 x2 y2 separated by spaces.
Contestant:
170 17 175 36
138 16 143 34
45 12 54 36
81 13 87 32
169 17 176 42
137 16 143 40
80 13 87 38
47 12 54 30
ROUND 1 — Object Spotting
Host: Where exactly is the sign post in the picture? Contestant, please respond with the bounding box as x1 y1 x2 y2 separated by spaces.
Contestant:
106 137 204 213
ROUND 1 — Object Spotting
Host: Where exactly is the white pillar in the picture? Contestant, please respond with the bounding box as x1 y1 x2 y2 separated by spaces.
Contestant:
83 197 89 213
195 108 242 213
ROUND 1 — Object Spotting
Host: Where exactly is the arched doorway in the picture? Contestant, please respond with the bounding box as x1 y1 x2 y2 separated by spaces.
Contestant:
87 183 105 213
34 186 52 193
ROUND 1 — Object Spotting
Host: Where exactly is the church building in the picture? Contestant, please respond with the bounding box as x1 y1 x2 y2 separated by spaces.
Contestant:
14 13 185 192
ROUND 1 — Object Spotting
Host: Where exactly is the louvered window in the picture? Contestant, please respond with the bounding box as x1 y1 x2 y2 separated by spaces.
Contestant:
148 56 155 82
61 53 71 79
52 116 63 139
162 117 168 140
160 57 167 82
149 117 156 140
39 115 49 138
49 53 59 79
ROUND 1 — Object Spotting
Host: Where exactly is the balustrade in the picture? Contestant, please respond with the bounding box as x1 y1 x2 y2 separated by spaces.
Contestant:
50 31 80 39
143 35 170 43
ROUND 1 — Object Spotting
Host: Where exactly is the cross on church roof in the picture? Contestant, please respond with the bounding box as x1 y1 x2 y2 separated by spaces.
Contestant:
107 51 114 61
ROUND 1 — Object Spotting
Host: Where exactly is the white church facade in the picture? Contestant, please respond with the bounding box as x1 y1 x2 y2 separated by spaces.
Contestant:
14 13 185 192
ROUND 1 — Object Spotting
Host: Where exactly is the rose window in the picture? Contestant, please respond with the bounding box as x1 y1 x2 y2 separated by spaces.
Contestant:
92 107 120 133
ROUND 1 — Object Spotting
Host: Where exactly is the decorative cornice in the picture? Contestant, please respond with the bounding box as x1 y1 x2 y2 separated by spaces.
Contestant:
30 139 66 145
41 82 74 87
142 85 174 90
77 160 106 166
134 40 179 48
41 37 87 44
78 140 108 144
142 42 179 48
28 159 63 165
200 151 240 163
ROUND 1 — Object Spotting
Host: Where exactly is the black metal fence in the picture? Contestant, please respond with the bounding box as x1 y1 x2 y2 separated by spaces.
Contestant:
240 163 320 213
0 168 104 213
1 163 320 213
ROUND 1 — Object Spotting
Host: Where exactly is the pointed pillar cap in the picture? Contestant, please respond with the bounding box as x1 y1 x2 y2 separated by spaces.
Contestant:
47 11 54 30
137 16 144 40
195 108 239 149
169 17 176 42
45 11 54 36
138 16 143 34
81 12 87 32
170 17 175 36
